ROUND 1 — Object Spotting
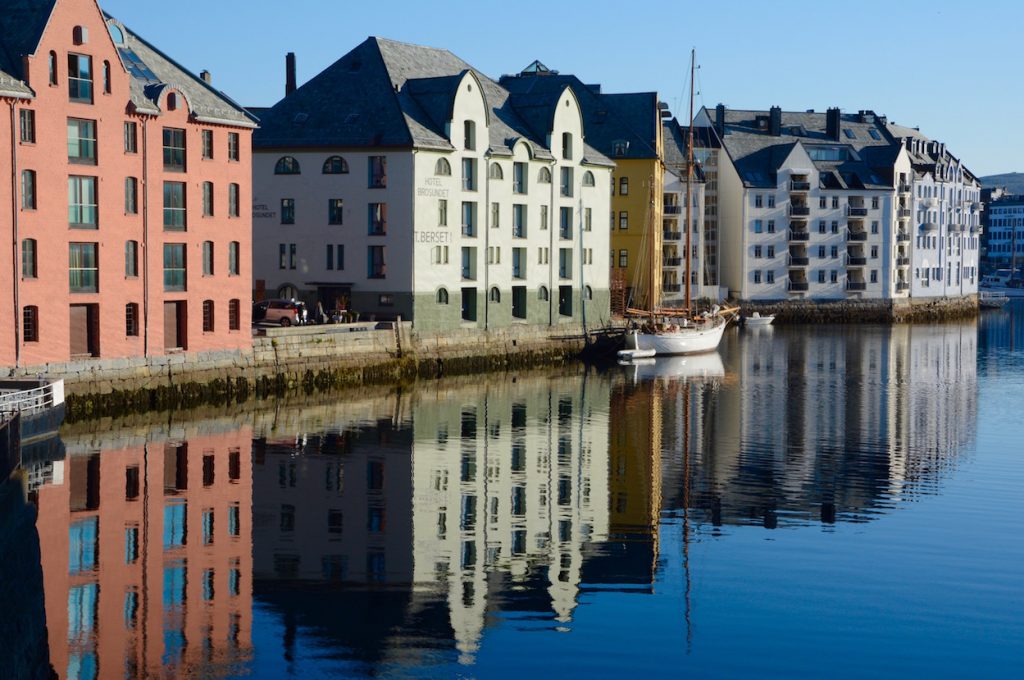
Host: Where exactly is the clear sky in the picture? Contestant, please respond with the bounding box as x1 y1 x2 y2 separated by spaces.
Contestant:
100 0 1021 177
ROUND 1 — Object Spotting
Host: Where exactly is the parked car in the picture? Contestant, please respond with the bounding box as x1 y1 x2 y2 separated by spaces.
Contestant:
252 299 300 326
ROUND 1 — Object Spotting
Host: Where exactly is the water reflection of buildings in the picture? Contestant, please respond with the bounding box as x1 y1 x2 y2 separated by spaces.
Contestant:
249 372 619 666
34 419 254 679
653 323 978 528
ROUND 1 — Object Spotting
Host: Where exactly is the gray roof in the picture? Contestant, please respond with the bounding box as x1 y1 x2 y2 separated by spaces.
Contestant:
707 107 901 190
254 37 612 166
663 119 714 181
0 0 255 125
500 71 660 161
884 120 978 185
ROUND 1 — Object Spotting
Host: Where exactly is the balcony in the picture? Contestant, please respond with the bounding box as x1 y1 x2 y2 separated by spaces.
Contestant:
663 283 682 293
897 282 909 293
899 183 912 194
896 257 911 267
790 181 811 192
789 256 809 266
897 208 912 219
663 204 683 215
789 230 810 242
897 232 911 243
788 281 809 292
663 230 682 241
846 281 867 291
663 256 683 267
790 205 811 216
921 222 938 233
847 230 868 242
848 207 869 217
847 257 868 266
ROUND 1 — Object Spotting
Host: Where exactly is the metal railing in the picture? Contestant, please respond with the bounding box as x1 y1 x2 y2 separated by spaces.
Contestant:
0 379 65 417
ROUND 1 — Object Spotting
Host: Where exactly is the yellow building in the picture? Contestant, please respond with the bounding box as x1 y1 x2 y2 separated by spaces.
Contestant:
500 66 667 312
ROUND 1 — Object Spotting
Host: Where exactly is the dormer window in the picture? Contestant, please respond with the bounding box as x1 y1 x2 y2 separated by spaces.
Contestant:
73 26 88 45
275 156 301 175
613 140 628 157
167 92 178 111
68 54 92 103
562 132 573 161
464 120 476 151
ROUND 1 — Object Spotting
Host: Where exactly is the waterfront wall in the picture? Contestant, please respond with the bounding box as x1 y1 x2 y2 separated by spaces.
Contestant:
740 295 979 324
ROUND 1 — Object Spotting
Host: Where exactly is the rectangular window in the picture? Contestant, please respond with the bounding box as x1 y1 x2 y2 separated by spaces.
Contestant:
462 158 476 191
619 177 629 195
281 198 295 225
767 219 775 234
368 245 386 278
22 239 37 278
818 220 826 234
202 241 214 276
754 219 763 233
830 270 838 283
819 196 827 209
162 128 186 171
125 240 138 277
228 241 240 276
560 207 573 240
68 176 97 227
202 301 215 332
513 162 527 194
871 220 879 234
832 197 840 209
229 300 240 331
490 202 500 229
68 53 93 103
818 245 826 258
326 244 334 270
871 196 879 209
369 156 387 188
368 203 387 235
229 183 240 217
439 198 448 227
754 245 763 258
767 271 775 284
228 132 240 161
67 118 97 163
69 242 98 292
328 198 344 225
513 204 526 237
767 195 776 208
461 201 477 237
871 245 879 259
124 121 138 153
618 249 628 268
202 182 214 216
831 246 839 259
335 244 344 270
870 270 878 283
541 205 549 230
831 221 839 234
559 248 572 278
19 109 35 143
278 243 287 269
585 207 592 232
125 177 138 214
754 270 762 284
619 211 628 230
818 270 826 284
755 194 763 208
289 244 297 269
21 170 36 210
163 182 187 230
201 130 214 159
560 167 574 197
163 244 186 292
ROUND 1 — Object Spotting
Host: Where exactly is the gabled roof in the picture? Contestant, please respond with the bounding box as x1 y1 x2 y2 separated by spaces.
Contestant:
254 37 613 167
0 0 254 124
663 119 715 181
500 69 660 161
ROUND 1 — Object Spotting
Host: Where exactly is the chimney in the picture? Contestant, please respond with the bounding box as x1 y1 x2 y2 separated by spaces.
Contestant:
826 107 841 141
200 70 212 85
715 103 726 137
769 105 782 136
286 52 297 96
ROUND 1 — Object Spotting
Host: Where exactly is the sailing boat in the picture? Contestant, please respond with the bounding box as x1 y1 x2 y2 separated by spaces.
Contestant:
621 50 737 358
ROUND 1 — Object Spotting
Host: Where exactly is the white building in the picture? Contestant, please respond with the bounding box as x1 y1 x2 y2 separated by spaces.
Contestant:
692 105 981 305
980 195 1024 268
252 39 613 331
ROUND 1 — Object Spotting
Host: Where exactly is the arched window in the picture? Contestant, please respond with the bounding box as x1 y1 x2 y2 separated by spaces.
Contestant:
489 287 501 303
125 303 139 336
23 306 39 342
538 285 549 301
21 239 37 278
278 285 298 300
582 171 595 187
538 167 552 184
166 92 178 111
435 158 451 176
275 156 301 175
436 288 449 305
202 300 215 332
323 156 349 174
585 285 593 300
489 163 504 180
48 51 57 86
228 299 241 330
103 60 111 94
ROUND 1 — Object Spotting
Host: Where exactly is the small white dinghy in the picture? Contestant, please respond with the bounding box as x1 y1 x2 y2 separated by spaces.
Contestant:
618 347 657 361
744 311 775 327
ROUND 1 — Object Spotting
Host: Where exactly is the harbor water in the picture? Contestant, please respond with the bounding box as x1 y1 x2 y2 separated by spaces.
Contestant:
5 303 1024 679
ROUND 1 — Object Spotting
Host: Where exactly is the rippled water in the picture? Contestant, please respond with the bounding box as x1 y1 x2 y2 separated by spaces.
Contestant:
7 305 1024 678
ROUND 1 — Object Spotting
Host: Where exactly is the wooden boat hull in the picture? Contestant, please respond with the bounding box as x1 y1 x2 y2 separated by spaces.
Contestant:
625 322 726 356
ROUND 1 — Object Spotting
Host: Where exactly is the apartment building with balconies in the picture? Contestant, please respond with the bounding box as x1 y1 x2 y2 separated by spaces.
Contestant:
693 105 980 305
0 0 256 370
253 44 612 331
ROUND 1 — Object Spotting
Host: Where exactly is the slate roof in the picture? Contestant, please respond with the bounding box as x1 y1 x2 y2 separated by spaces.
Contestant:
500 71 660 161
0 0 255 126
884 120 978 185
663 119 716 182
707 107 903 190
254 37 613 166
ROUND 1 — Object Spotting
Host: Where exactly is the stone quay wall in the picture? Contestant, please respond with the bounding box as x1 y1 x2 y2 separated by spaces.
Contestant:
3 321 600 420
740 295 979 324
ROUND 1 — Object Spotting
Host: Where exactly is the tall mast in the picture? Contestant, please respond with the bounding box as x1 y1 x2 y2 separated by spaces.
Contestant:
684 49 695 312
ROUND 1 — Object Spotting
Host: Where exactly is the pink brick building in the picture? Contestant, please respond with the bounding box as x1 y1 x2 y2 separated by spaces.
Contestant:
0 0 256 369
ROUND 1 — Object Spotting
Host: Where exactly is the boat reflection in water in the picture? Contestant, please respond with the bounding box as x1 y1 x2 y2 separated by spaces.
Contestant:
24 319 982 678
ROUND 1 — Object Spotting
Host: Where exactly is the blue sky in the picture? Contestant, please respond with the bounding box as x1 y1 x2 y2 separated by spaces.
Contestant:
100 0 1020 177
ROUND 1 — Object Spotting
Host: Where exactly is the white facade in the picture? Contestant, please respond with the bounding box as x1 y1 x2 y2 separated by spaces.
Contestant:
985 199 1024 266
661 171 716 303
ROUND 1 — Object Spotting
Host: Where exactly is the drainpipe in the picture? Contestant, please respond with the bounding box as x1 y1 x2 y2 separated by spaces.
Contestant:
9 101 20 368
141 116 150 356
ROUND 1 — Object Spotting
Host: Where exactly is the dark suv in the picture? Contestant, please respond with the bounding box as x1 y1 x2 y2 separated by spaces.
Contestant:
253 299 300 326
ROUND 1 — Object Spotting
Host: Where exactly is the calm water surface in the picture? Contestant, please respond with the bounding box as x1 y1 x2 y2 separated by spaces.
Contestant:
9 304 1024 678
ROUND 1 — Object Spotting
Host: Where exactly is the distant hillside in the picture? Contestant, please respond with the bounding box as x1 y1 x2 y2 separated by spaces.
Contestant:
980 172 1024 194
